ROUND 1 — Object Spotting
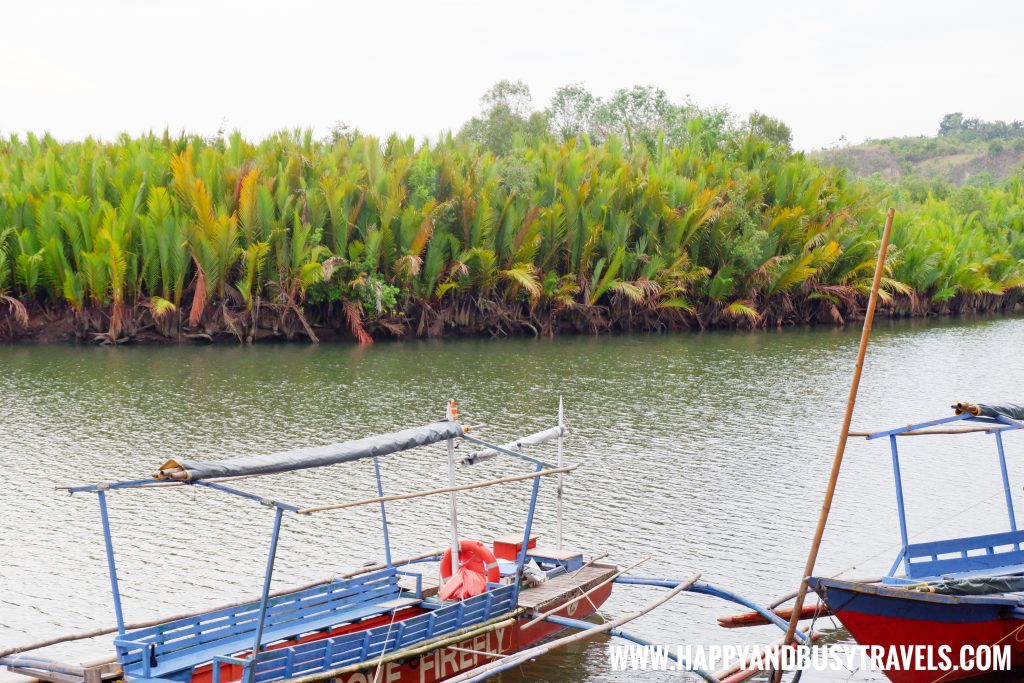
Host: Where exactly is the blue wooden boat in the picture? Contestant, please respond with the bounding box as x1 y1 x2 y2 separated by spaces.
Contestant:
808 402 1024 683
2 401 806 683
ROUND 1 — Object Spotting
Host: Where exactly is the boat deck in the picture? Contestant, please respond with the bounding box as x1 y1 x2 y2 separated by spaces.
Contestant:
517 563 618 611
6 560 622 683
398 572 440 597
398 561 620 612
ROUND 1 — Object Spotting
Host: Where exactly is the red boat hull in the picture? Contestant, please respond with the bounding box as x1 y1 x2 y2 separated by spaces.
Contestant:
193 582 614 683
810 578 1024 683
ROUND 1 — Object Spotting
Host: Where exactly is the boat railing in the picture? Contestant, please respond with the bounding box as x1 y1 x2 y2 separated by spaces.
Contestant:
887 529 1024 582
210 583 517 683
115 568 404 680
113 565 518 683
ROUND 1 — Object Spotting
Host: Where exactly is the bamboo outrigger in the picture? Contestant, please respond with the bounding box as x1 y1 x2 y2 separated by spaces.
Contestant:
3 399 806 683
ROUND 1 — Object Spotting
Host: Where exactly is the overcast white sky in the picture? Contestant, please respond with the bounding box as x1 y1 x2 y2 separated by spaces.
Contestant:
2 0 1021 151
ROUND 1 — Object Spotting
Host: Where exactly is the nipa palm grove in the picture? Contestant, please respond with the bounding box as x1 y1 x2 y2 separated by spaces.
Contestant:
1 82 1023 344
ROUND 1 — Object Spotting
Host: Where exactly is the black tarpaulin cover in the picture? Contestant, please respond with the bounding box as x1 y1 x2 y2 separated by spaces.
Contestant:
163 421 465 480
912 575 1024 595
977 403 1024 420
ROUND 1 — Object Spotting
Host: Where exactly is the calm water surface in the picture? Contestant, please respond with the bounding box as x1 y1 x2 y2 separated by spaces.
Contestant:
4 317 1024 682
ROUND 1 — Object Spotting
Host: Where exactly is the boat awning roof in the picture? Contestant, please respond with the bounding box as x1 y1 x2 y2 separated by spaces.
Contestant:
974 403 1024 420
155 421 465 481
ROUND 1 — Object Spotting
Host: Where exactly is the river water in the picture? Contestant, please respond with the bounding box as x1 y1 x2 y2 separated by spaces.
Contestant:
3 316 1024 682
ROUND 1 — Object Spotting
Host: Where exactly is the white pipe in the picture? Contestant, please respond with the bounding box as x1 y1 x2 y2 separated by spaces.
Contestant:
556 397 565 550
445 400 460 577
459 425 567 466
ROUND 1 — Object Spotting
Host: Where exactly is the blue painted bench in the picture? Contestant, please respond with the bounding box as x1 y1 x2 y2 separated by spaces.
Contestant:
115 569 412 682
526 547 583 572
904 529 1024 579
232 583 518 683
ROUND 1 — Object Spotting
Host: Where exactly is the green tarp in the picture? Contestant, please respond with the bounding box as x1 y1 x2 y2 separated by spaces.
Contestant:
912 575 1024 595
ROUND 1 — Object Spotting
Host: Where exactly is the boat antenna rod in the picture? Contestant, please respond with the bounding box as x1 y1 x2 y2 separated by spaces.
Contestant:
777 207 896 657
445 400 461 581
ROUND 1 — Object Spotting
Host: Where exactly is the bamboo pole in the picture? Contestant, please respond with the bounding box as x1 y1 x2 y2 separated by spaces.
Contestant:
848 426 1002 437
446 574 702 683
444 646 507 659
296 466 577 514
716 624 816 683
0 550 441 659
275 614 522 683
566 552 609 579
520 556 650 631
776 207 895 664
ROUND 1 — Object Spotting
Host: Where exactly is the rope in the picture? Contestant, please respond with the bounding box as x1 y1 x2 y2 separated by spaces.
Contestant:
370 607 402 683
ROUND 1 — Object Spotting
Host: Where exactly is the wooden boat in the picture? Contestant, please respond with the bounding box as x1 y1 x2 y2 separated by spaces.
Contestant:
808 402 1024 683
1 400 799 683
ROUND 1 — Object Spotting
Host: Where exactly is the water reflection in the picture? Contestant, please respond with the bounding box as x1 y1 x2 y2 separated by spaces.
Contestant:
2 315 1023 683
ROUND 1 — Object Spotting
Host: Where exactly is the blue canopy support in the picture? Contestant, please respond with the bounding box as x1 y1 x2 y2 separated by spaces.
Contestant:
248 507 284 683
373 456 392 568
67 479 301 513
996 414 1024 429
887 547 905 577
513 462 544 603
195 480 301 512
96 490 126 635
867 409 1024 579
66 478 170 494
888 435 911 570
865 413 971 440
995 431 1018 539
62 408 571 660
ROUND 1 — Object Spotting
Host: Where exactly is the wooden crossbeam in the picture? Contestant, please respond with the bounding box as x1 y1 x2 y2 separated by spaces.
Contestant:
296 466 577 515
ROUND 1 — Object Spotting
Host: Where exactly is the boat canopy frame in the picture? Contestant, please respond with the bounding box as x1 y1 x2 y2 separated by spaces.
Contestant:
61 405 571 683
857 409 1024 582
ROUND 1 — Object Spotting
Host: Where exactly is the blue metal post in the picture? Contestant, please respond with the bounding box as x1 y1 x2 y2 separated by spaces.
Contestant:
513 463 544 602
889 435 910 573
97 489 126 635
886 548 905 578
373 456 393 568
248 507 284 683
865 413 971 440
995 431 1018 535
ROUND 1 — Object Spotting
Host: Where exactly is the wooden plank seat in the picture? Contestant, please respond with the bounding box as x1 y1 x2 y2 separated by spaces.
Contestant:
526 547 583 572
115 569 412 681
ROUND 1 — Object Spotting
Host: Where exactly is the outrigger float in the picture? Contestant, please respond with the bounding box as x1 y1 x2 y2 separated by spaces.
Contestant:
3 400 801 683
809 401 1024 683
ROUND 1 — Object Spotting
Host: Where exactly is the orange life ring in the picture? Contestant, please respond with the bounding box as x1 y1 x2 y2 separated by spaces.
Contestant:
440 540 501 583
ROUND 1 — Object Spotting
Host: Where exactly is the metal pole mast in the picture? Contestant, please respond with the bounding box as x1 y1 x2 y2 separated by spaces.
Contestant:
248 506 284 683
445 399 461 578
556 397 565 550
97 489 126 635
